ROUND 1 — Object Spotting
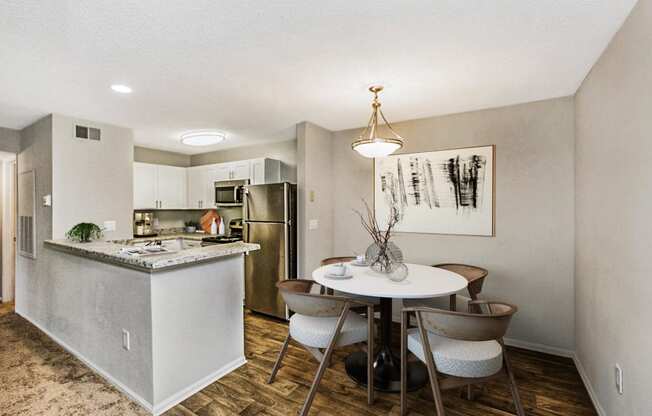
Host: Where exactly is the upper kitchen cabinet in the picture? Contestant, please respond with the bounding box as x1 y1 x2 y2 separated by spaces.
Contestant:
133 162 188 210
157 165 187 209
250 158 283 185
187 166 214 209
134 163 158 209
230 161 251 180
209 161 251 181
133 158 288 210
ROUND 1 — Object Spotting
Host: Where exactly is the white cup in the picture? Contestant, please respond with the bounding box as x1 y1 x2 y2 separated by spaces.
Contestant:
330 263 347 276
356 254 365 263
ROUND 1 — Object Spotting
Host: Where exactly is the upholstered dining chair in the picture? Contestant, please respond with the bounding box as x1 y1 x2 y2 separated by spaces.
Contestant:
403 263 488 313
400 301 524 416
268 279 375 416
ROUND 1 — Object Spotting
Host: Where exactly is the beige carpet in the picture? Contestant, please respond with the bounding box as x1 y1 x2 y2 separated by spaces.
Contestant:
0 312 148 416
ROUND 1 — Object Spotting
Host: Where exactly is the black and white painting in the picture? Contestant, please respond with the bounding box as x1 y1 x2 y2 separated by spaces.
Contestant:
374 145 494 236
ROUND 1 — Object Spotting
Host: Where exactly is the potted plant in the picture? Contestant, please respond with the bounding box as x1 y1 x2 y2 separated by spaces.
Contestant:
65 223 103 243
184 221 199 233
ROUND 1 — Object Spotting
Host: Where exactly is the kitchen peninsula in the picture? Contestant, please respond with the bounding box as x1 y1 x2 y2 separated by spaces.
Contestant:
40 238 259 415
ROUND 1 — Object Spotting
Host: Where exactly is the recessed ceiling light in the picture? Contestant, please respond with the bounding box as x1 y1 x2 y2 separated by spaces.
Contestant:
110 84 132 94
180 131 225 146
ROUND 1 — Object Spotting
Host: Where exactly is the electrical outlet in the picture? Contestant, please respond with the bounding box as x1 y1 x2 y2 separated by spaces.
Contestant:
615 364 623 394
309 219 319 230
122 329 130 351
104 220 117 232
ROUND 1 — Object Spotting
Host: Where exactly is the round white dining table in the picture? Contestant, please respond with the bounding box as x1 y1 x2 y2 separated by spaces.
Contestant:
313 263 468 393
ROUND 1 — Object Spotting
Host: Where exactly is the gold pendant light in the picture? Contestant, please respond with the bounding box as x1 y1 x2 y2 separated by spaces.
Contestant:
351 85 404 158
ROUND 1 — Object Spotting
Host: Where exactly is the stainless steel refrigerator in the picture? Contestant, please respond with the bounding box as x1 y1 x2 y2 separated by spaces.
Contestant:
243 182 297 319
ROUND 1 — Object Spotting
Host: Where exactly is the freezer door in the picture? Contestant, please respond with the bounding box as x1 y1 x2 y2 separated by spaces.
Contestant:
244 183 288 223
244 222 288 318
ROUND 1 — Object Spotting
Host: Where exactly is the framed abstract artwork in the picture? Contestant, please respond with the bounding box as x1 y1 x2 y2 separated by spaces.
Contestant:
374 145 495 236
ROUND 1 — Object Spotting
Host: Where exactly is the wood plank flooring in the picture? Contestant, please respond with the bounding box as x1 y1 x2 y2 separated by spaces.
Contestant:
163 311 597 416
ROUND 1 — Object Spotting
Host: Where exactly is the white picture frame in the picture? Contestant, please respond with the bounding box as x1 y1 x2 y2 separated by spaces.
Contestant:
374 145 495 236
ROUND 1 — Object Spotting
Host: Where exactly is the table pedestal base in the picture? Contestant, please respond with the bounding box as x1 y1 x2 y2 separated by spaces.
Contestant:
345 346 428 393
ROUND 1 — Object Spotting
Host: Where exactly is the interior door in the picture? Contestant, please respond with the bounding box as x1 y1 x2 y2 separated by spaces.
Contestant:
133 163 158 209
157 165 187 209
244 222 287 318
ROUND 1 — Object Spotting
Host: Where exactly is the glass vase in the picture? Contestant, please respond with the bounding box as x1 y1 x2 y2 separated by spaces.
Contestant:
365 241 404 274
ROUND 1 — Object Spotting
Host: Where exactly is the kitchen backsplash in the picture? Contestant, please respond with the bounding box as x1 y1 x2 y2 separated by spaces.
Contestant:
142 207 243 235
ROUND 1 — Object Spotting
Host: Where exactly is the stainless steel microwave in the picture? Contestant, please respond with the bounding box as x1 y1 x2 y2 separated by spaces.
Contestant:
215 179 249 206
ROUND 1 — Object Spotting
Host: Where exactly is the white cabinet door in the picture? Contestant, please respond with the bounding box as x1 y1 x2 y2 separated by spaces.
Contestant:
187 167 206 209
134 163 158 209
250 159 265 185
210 164 232 182
230 161 251 180
157 165 187 209
249 158 282 184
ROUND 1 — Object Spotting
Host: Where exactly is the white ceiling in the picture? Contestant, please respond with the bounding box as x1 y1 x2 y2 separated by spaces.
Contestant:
0 1 637 155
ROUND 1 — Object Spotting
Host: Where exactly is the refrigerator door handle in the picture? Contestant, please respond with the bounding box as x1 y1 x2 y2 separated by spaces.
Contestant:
284 222 289 280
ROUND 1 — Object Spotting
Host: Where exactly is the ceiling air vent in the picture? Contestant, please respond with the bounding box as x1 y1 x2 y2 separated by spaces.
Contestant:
74 124 101 141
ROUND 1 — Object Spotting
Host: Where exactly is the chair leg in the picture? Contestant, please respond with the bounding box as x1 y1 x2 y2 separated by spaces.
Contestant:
400 311 408 416
268 332 291 384
367 304 375 406
299 304 351 416
503 348 525 416
416 312 446 416
466 384 473 400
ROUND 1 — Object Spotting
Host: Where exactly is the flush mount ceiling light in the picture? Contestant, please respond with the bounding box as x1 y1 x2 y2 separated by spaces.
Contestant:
351 85 404 158
180 131 225 146
110 84 132 94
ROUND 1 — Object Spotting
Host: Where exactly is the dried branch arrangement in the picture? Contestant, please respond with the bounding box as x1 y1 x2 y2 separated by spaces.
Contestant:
353 200 401 271
353 200 399 246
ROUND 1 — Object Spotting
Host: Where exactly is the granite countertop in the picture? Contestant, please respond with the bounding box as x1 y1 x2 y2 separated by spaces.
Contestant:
44 239 260 272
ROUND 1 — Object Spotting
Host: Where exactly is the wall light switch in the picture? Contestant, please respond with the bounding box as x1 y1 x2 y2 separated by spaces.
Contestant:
104 221 117 232
615 364 623 394
122 329 130 351
309 190 315 202
309 219 319 230
42 194 52 207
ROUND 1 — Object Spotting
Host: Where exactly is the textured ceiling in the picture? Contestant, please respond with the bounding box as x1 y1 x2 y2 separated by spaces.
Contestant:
0 0 637 154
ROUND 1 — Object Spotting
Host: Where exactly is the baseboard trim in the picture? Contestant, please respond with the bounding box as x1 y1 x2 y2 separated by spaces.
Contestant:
503 337 575 358
152 357 247 416
573 354 607 416
15 310 603 416
16 311 155 412
16 310 247 416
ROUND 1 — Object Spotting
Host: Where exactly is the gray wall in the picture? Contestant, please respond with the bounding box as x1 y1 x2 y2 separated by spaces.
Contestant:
297 122 334 276
16 114 135 337
575 0 652 414
16 115 53 320
134 146 191 167
0 127 21 153
191 139 297 183
52 115 133 240
329 97 576 351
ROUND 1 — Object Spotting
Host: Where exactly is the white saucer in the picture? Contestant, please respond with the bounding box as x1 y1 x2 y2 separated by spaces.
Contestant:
325 273 353 280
